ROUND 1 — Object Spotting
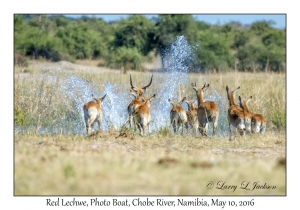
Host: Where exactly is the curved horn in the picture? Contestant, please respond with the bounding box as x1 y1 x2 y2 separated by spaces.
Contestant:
238 96 244 110
142 74 153 90
130 74 137 89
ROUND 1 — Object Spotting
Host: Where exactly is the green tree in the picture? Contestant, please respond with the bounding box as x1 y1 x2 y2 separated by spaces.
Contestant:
232 31 249 49
250 20 275 35
113 15 156 56
155 14 198 48
262 30 286 48
236 44 264 72
221 24 232 37
195 30 234 72
105 47 144 73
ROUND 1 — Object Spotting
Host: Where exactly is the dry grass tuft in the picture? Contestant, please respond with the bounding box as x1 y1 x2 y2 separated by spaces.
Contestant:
190 161 214 169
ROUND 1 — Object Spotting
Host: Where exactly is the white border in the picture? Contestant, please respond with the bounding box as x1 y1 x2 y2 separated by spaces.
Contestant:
3 1 295 209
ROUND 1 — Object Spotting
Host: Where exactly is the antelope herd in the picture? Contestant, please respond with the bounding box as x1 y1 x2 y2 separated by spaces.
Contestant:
83 74 266 140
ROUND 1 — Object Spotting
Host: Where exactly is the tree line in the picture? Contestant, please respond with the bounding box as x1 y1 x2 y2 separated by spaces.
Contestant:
14 14 286 73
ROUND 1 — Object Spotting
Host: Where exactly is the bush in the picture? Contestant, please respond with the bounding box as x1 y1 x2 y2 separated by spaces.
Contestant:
105 47 145 73
14 54 29 67
14 107 28 126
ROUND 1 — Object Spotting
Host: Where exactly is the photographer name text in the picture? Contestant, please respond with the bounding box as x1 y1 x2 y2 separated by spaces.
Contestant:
46 197 255 208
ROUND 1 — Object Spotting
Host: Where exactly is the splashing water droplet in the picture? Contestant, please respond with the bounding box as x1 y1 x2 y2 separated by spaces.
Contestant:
16 35 230 137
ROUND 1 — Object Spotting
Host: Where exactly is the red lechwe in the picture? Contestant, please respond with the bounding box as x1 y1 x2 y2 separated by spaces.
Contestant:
238 96 266 134
191 82 219 136
168 98 188 134
128 74 153 128
180 97 198 135
225 86 246 139
83 94 107 135
134 94 156 136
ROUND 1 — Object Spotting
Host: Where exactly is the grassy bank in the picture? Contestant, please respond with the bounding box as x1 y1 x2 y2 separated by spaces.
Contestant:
15 131 285 195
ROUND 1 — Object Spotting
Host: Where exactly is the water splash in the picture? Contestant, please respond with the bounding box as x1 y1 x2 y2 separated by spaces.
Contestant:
151 36 192 130
15 35 230 137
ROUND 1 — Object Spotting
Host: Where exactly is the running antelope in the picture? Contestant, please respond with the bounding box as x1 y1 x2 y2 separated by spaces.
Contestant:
169 98 188 134
191 82 219 136
83 94 107 135
134 94 156 136
225 86 246 139
130 74 153 96
128 74 153 128
181 97 198 134
238 96 266 134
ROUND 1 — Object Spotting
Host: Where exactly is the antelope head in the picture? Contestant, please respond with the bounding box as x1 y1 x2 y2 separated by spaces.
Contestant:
191 82 210 106
129 89 146 102
226 86 240 106
181 97 197 111
130 74 153 96
143 94 156 108
92 94 107 108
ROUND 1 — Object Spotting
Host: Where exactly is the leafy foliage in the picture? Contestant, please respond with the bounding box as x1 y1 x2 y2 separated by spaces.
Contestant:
14 15 286 73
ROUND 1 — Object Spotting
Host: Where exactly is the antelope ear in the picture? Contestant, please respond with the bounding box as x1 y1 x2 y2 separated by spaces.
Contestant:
92 94 97 101
131 87 138 92
203 84 210 92
233 86 240 94
246 96 252 105
101 94 107 101
130 89 137 98
191 83 198 92
149 94 156 102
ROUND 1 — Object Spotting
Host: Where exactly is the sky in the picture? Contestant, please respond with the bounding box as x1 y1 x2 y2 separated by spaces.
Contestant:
64 14 286 29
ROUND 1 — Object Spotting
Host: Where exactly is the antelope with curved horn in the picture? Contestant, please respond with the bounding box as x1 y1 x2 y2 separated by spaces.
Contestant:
225 86 246 139
181 97 198 135
169 98 188 134
191 82 219 136
238 96 266 134
83 94 107 135
130 74 153 96
134 94 156 136
128 74 153 128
